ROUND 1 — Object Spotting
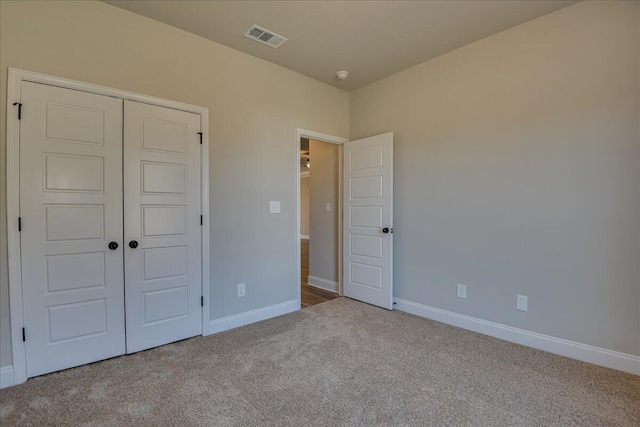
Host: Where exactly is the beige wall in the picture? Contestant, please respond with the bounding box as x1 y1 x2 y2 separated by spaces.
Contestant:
0 0 349 368
350 0 640 355
308 140 340 285
1 0 637 370
300 176 310 236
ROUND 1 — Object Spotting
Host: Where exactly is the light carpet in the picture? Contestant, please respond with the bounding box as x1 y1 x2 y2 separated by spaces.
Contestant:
1 297 638 426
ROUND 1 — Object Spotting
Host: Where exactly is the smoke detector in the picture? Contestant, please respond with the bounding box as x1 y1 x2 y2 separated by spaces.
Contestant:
336 71 349 80
244 25 287 48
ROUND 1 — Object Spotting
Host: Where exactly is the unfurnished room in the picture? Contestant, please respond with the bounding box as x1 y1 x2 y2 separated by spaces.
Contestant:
0 1 639 425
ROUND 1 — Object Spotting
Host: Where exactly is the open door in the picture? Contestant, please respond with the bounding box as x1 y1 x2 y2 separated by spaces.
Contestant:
343 133 393 309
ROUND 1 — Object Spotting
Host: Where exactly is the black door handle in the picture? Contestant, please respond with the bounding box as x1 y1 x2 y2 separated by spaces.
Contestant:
382 228 389 234
129 240 139 249
108 241 119 250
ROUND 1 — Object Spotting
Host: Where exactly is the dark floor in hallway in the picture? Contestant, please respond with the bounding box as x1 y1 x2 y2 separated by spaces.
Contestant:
301 239 339 308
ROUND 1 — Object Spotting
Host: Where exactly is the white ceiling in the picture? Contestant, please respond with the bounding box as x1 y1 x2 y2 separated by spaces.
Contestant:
104 0 578 92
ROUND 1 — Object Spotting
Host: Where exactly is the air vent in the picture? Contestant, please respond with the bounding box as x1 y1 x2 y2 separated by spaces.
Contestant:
244 25 287 48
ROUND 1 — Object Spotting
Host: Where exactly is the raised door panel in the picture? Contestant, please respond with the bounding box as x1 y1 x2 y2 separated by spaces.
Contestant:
46 252 106 292
350 235 383 259
45 102 105 145
19 82 125 378
142 246 188 281
143 287 189 324
142 162 186 194
44 154 104 192
350 175 383 199
141 118 187 154
48 299 107 342
350 145 383 171
141 205 187 237
45 205 105 241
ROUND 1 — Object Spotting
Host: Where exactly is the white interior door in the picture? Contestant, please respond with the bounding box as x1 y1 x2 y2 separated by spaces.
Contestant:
124 101 202 353
343 133 394 309
19 82 126 377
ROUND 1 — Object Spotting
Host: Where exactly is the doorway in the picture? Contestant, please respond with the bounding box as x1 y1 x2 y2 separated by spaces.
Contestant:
296 129 395 311
300 138 339 308
296 130 347 309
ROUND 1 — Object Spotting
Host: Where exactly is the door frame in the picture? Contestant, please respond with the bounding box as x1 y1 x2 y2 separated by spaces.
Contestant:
5 68 211 386
296 129 348 309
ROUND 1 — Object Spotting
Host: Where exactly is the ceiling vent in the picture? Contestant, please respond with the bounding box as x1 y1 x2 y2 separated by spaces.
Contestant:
244 25 287 48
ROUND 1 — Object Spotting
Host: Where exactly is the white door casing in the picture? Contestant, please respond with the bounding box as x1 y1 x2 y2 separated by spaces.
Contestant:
123 101 203 353
19 82 126 377
343 133 394 309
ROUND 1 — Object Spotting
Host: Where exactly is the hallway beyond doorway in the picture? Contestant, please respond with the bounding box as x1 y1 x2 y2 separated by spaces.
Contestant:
300 239 338 308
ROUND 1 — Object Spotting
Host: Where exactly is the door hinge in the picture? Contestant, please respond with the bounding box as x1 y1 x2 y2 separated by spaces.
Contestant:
201 296 204 307
197 132 203 145
13 102 22 120
200 215 203 226
18 217 22 232
22 327 26 342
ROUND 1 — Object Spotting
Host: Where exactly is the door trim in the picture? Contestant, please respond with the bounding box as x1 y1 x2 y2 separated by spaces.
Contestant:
6 68 211 386
296 129 348 309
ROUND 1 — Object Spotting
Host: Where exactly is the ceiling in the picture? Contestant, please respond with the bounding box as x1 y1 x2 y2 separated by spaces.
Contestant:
104 0 578 92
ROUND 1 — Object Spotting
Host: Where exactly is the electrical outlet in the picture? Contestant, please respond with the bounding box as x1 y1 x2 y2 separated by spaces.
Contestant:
516 295 528 311
237 283 246 297
456 284 467 299
325 202 331 213
269 201 280 214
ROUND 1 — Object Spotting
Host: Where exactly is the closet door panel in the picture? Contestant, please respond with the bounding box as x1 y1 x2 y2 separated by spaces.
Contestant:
19 82 125 378
124 101 202 353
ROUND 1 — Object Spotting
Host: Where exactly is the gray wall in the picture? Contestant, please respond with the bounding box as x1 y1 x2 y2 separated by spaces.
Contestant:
350 0 640 355
300 176 310 236
308 140 340 284
0 0 349 368
1 0 637 370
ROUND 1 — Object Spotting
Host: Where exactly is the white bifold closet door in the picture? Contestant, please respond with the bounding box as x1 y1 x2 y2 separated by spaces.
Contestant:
19 83 203 378
123 101 202 353
20 82 126 377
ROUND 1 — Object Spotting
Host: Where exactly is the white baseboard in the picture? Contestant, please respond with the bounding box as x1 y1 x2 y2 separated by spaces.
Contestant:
0 366 14 389
205 299 298 336
307 275 339 293
300 235 309 240
394 298 640 376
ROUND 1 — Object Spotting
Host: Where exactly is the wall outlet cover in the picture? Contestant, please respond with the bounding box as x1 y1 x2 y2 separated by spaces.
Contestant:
237 283 246 297
456 284 467 299
269 201 280 213
516 294 528 311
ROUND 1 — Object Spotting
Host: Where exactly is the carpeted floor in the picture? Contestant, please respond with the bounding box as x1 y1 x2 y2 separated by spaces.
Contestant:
1 298 639 426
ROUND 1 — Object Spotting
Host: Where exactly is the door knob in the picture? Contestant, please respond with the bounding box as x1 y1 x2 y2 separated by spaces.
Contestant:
382 228 389 234
108 241 119 250
129 240 139 249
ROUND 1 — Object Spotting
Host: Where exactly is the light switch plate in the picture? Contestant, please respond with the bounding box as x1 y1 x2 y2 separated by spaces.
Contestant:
269 201 280 213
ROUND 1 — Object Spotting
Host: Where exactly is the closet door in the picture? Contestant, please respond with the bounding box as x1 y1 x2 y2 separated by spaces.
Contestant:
123 101 202 353
19 82 125 377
